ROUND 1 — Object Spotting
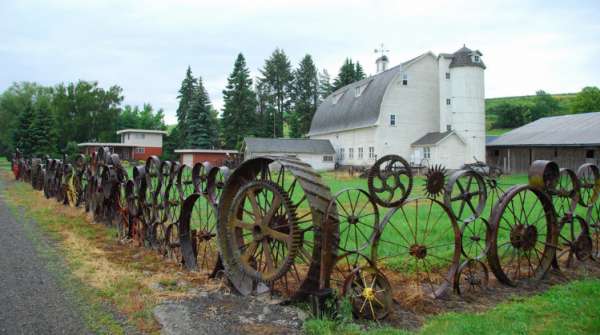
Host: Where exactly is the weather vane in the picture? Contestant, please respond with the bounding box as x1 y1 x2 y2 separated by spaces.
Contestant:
374 43 389 58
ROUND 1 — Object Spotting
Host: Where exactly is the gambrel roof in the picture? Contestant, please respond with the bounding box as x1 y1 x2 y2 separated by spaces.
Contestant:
307 52 434 136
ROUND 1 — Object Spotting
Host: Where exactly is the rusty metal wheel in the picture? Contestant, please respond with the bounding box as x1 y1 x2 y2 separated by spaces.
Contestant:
588 200 600 260
166 223 183 264
444 170 487 223
145 156 162 221
460 218 490 260
485 178 506 217
372 198 461 298
486 184 558 286
131 217 145 247
177 164 195 201
151 222 168 256
529 160 560 192
550 168 580 220
218 156 335 299
454 259 489 297
577 163 600 207
554 215 592 269
192 162 209 194
326 188 378 257
188 194 218 275
206 166 230 205
367 155 412 208
342 265 392 320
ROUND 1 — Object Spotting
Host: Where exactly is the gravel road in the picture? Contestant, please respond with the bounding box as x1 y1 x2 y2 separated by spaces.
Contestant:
0 187 90 334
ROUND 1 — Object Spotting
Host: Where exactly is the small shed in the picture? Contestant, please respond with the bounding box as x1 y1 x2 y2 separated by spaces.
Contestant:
175 149 239 167
242 137 336 171
487 112 600 173
411 130 467 169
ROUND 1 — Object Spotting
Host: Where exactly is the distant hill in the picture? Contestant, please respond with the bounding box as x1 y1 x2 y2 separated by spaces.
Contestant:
485 92 577 135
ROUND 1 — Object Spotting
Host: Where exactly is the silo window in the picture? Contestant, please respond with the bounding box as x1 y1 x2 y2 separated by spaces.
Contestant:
446 98 452 105
445 72 450 79
390 114 396 126
473 55 480 62
402 74 408 86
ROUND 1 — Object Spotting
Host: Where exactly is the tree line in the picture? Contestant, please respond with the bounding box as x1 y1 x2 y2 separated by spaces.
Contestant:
489 87 600 129
0 48 371 160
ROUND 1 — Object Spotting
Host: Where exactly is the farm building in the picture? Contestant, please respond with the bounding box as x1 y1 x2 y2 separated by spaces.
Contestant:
308 45 486 169
486 112 600 173
175 149 239 167
78 129 167 161
242 137 336 171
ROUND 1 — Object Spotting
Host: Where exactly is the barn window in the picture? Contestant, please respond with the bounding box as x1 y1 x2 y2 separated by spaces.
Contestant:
390 114 396 126
368 146 375 159
332 91 345 104
339 148 345 160
473 55 480 63
349 148 354 159
586 150 595 159
446 98 452 105
354 83 369 97
358 147 364 159
135 147 145 154
323 155 333 162
445 72 450 79
423 147 431 159
402 74 408 86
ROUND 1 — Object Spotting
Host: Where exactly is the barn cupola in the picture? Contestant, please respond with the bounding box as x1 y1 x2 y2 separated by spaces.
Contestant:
374 43 390 73
449 45 486 69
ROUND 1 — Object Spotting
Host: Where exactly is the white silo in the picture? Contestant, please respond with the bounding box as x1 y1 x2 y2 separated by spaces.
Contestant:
448 46 486 163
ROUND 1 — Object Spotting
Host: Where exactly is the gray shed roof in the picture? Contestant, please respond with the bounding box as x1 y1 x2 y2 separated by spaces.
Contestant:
244 137 335 155
487 112 600 147
412 131 454 146
449 46 486 69
307 52 433 136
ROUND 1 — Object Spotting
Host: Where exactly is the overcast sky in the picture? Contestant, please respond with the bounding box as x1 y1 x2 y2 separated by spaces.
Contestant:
1 0 599 124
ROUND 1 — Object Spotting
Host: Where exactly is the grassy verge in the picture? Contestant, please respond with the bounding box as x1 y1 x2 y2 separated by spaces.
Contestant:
304 278 600 335
0 160 203 334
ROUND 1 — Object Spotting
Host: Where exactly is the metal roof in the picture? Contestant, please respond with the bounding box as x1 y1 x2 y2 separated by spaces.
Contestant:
116 129 168 135
411 131 454 146
244 137 335 155
307 52 434 136
487 112 600 147
449 46 486 69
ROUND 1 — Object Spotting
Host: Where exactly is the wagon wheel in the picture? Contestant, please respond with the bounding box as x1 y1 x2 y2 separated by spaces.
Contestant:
63 164 77 206
177 164 195 201
218 156 335 299
189 196 219 275
145 156 162 221
372 198 461 298
131 217 146 247
588 201 600 260
486 184 558 286
551 168 580 220
157 160 173 223
206 166 230 205
151 222 168 256
164 182 182 225
192 162 209 194
577 163 600 207
553 215 592 269
528 160 560 192
326 188 379 257
367 155 413 208
342 265 392 320
444 170 487 223
165 223 183 264
454 259 489 297
460 218 490 260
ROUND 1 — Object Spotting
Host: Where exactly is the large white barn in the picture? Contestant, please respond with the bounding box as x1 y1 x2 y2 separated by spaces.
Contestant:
308 46 486 169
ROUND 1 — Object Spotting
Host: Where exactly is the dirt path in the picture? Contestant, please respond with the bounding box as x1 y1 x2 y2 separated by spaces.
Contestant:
0 183 90 334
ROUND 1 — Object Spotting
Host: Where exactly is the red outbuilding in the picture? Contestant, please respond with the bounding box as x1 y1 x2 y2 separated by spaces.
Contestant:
78 129 168 161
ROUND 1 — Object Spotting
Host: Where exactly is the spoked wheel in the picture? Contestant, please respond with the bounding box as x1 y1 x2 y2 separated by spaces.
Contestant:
444 170 487 223
166 223 182 264
577 164 600 207
372 198 461 298
145 156 162 223
192 162 209 195
485 178 506 216
342 266 392 320
151 222 168 256
588 201 600 260
131 217 146 247
327 188 379 256
206 166 230 205
218 156 335 299
551 168 580 219
460 218 490 260
554 215 592 269
177 164 195 201
367 155 413 208
189 195 218 275
454 259 489 297
486 184 558 286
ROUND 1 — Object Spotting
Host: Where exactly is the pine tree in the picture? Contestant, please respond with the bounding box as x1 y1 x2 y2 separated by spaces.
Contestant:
185 77 218 149
333 58 357 91
318 69 334 102
258 49 293 138
29 95 56 157
13 102 35 156
290 55 319 138
221 53 258 149
355 62 366 80
176 66 197 146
